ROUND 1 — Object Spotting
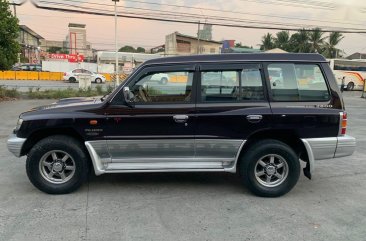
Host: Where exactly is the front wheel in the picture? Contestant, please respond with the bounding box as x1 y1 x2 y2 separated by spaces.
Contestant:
239 139 300 197
95 78 102 84
26 135 89 194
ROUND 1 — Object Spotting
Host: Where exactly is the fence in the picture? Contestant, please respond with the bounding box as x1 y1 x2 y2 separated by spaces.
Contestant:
0 71 114 82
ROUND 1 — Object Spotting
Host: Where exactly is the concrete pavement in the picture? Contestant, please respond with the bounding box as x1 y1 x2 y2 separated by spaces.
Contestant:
0 92 365 241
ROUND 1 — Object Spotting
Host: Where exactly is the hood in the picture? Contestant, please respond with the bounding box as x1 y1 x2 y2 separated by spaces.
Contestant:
32 96 103 111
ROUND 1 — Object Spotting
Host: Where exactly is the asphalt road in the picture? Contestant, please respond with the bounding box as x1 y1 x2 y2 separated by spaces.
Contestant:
0 92 365 241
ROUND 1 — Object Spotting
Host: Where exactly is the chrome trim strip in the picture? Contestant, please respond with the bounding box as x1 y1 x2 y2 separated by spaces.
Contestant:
335 135 356 158
7 134 26 158
85 141 111 176
106 161 223 170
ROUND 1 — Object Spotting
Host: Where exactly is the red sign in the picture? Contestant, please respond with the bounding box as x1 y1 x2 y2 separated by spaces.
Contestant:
48 54 84 63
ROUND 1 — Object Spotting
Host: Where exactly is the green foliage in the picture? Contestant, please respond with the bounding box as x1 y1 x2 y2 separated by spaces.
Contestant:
260 29 344 57
0 0 20 70
0 85 19 99
119 45 145 53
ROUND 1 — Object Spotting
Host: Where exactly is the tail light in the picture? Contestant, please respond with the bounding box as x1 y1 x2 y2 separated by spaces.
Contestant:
339 112 347 136
64 73 66 76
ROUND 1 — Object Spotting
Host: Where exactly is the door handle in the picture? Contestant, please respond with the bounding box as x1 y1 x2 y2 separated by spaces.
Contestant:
173 115 189 123
246 115 263 123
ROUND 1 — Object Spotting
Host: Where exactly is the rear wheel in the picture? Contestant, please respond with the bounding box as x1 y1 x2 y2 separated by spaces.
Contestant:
26 135 89 194
95 78 102 84
239 139 300 197
346 82 354 91
69 77 76 83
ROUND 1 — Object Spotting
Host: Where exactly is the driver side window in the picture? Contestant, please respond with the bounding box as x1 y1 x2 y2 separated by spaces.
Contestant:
130 71 193 103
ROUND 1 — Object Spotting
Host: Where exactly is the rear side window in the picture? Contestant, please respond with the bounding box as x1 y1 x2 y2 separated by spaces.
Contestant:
267 63 329 101
201 68 264 102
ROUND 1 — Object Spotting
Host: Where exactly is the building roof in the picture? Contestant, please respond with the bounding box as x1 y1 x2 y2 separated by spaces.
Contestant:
19 25 44 40
265 48 288 53
175 32 222 45
346 52 366 60
97 51 162 62
223 47 262 53
144 53 327 65
68 23 86 28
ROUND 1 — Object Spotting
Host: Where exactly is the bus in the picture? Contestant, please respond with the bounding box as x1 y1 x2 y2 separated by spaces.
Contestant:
328 59 366 91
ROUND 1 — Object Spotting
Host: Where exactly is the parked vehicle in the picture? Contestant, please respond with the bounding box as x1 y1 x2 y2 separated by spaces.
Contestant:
63 69 106 83
12 64 42 71
8 53 356 197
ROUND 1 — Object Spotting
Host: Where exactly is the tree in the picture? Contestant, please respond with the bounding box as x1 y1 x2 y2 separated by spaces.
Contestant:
119 45 135 52
48 46 62 53
136 47 145 53
309 28 326 53
274 31 290 51
234 42 252 48
0 0 20 70
260 33 274 51
289 29 310 53
323 32 344 58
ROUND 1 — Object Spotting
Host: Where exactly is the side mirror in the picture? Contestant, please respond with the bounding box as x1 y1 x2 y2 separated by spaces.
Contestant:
123 87 134 103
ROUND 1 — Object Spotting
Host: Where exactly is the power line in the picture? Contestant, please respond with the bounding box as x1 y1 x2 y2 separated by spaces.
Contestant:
33 0 366 33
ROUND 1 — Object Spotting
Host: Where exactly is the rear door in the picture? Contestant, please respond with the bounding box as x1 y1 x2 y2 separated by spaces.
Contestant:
195 63 272 169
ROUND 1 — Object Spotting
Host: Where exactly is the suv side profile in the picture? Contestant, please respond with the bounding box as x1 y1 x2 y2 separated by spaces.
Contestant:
7 54 356 197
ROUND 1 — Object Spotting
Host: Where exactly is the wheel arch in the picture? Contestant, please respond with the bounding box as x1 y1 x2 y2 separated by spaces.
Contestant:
21 128 85 156
236 129 309 175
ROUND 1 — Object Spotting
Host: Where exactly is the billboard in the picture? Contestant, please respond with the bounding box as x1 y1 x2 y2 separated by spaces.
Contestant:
48 54 84 63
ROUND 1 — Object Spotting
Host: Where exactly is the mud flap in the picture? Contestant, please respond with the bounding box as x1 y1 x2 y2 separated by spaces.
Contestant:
303 161 311 180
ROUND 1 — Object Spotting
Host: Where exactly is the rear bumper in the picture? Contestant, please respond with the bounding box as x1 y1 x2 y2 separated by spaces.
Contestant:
7 134 26 157
301 135 356 173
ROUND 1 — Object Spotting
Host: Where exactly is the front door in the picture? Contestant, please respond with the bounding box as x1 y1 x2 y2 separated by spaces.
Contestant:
195 63 272 171
104 64 198 171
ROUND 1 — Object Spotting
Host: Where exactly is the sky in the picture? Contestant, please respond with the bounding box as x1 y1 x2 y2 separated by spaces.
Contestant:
13 0 366 56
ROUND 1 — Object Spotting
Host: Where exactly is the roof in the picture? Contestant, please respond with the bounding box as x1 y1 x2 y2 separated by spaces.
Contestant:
19 25 44 40
144 53 327 65
68 23 86 28
174 32 222 45
222 47 262 53
97 51 162 62
265 48 288 53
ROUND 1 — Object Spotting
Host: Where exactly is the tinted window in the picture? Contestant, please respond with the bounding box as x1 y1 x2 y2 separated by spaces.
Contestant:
72 69 82 73
201 68 264 102
130 71 193 103
83 70 92 74
268 63 329 101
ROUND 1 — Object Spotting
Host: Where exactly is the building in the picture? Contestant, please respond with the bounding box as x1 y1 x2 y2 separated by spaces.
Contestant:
198 24 213 41
64 23 93 61
221 40 262 53
18 25 44 64
346 52 366 60
165 32 222 56
97 51 162 73
40 39 66 53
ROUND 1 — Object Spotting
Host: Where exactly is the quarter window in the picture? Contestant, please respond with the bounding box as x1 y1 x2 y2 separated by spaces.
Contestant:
131 71 193 103
201 68 264 102
268 63 329 101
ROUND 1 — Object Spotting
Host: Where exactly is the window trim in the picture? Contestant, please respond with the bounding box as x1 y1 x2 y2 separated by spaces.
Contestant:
123 64 197 105
197 63 267 104
264 62 331 103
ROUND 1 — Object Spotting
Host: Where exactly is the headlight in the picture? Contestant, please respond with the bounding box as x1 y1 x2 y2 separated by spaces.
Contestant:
15 118 23 132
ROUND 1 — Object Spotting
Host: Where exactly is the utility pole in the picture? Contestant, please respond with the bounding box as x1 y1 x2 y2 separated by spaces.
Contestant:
112 0 120 87
197 21 200 54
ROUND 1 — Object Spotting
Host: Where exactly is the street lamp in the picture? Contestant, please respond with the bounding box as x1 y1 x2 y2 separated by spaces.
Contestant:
112 0 120 87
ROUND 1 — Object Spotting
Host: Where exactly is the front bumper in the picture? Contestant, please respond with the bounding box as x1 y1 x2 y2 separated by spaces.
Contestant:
7 134 26 157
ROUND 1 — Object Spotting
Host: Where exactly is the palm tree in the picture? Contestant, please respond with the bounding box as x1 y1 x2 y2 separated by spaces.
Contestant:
260 33 274 51
309 28 326 53
289 29 310 53
323 32 344 58
274 31 290 51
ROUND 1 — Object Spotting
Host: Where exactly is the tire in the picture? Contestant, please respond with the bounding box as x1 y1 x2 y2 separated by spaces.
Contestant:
69 77 76 83
346 82 354 91
160 77 168 85
26 135 89 194
95 78 102 84
238 139 300 197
